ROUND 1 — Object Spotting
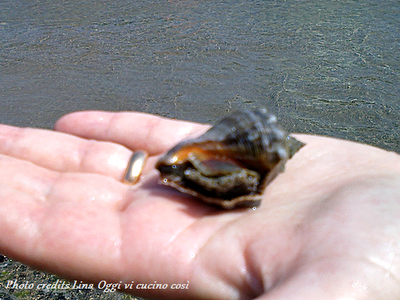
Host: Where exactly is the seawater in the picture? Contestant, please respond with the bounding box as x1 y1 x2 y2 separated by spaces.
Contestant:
0 0 399 151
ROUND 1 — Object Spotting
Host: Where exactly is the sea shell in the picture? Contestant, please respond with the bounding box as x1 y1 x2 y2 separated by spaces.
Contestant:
155 109 305 209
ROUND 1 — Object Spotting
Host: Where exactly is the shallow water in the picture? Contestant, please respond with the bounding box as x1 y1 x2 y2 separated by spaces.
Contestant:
0 1 399 298
1 0 399 152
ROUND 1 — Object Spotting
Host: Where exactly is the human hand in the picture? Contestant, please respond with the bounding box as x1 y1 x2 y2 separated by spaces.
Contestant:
0 111 399 300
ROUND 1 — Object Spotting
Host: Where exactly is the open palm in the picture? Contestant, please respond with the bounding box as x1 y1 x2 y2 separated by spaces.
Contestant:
1 111 399 300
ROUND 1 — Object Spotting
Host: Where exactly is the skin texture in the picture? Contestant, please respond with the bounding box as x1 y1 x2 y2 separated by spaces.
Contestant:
0 110 399 300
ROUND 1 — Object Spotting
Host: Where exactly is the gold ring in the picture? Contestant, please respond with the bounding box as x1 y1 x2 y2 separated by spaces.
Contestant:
122 150 148 185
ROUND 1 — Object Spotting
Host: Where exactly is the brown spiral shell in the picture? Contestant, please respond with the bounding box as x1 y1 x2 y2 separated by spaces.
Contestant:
156 109 305 209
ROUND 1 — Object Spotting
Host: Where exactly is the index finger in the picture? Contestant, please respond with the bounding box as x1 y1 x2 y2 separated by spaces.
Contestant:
54 111 208 155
